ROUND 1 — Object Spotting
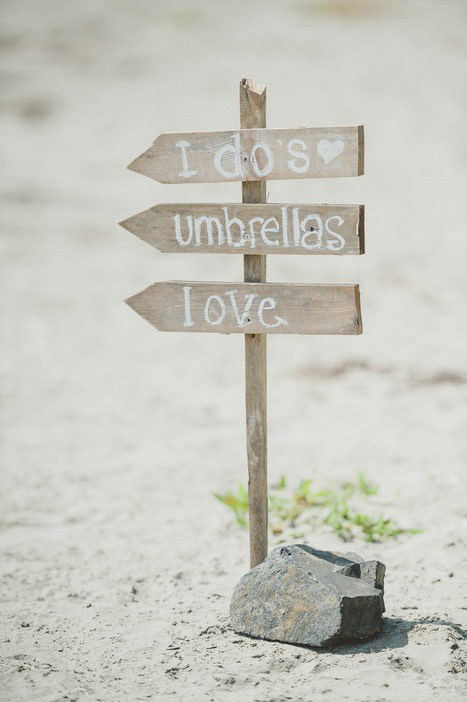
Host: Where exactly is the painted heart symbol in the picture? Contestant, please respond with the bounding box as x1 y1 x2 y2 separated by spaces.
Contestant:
317 139 344 164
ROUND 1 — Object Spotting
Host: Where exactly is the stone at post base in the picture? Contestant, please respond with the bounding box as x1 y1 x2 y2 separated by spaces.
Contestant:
230 545 386 647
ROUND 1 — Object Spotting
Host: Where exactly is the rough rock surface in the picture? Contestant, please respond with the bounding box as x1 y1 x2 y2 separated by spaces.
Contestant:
230 545 385 647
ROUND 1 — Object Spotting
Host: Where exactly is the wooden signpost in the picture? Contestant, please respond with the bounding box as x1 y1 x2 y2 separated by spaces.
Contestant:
122 78 364 569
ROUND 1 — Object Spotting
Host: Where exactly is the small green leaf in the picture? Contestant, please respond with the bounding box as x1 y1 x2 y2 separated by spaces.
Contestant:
357 472 378 496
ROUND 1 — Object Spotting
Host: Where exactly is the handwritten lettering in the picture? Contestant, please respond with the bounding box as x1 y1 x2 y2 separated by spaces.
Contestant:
172 207 346 252
176 134 347 180
176 140 197 178
287 138 309 174
183 287 288 329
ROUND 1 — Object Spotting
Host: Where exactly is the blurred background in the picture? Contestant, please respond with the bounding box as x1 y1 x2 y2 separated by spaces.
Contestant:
1 1 466 699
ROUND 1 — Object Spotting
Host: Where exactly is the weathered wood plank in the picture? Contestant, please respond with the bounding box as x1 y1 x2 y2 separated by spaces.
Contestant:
120 203 365 255
128 125 364 184
241 78 268 569
125 282 363 335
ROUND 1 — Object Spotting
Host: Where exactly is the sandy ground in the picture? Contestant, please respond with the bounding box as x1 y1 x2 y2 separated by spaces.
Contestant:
1 0 467 700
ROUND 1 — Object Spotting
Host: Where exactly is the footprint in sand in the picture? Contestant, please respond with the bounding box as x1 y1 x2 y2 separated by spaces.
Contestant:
387 654 424 674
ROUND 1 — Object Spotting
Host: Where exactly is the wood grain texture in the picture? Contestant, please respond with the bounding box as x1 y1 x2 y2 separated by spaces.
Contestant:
119 203 365 255
125 281 363 336
241 78 268 569
128 125 364 184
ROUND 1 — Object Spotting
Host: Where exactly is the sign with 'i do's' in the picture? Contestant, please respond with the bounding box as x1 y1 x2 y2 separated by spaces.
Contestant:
128 126 364 184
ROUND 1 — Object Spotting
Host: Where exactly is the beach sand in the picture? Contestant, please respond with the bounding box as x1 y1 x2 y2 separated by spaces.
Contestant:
1 0 466 699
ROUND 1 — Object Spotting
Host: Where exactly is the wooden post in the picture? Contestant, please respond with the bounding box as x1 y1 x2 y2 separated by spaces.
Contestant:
240 78 268 568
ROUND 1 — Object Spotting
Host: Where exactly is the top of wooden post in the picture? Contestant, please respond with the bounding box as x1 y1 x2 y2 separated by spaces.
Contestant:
240 79 266 130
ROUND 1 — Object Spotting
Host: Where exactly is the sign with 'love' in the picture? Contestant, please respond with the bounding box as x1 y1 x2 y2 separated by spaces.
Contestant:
126 282 362 336
128 126 364 184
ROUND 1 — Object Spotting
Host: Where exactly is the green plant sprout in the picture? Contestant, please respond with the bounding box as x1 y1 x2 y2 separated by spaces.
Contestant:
213 483 249 527
214 474 420 543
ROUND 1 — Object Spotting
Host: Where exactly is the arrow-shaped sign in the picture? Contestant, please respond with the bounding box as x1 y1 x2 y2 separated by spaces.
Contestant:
120 203 365 255
126 282 362 335
128 126 364 184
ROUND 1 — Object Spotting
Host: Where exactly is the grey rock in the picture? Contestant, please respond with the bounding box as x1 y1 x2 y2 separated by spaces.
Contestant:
338 549 386 593
230 544 385 647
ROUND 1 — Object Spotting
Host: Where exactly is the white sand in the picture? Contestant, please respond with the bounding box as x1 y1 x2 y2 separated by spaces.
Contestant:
1 0 466 699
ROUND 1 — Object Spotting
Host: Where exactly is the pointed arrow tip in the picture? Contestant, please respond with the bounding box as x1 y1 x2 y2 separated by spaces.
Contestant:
127 157 140 173
124 292 137 309
124 284 162 332
124 283 158 311
118 209 167 252
117 213 156 249
118 218 130 231
124 290 147 320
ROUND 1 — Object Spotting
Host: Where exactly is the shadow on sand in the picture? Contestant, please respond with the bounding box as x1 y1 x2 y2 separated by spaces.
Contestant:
332 615 467 655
